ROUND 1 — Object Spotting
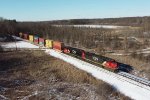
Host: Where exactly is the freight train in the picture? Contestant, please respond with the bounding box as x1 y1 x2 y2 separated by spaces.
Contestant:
18 32 133 73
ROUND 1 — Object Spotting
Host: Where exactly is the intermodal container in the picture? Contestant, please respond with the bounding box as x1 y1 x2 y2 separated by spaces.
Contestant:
45 39 53 48
39 38 44 46
29 35 34 42
23 33 29 40
53 41 64 51
34 36 38 44
19 32 23 38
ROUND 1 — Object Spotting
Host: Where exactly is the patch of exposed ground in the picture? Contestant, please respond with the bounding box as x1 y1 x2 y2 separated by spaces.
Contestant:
0 50 130 100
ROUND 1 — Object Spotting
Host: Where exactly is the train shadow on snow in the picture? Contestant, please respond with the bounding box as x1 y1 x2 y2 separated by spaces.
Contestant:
118 62 133 73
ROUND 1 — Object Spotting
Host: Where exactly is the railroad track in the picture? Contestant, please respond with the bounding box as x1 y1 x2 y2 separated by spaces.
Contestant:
12 35 150 89
3 36 150 93
59 50 150 89
118 72 150 87
48 49 150 91
3 45 150 90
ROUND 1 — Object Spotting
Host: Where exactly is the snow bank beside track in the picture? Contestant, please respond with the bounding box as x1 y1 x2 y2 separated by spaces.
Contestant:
1 35 150 100
1 41 39 49
47 49 150 100
0 35 39 49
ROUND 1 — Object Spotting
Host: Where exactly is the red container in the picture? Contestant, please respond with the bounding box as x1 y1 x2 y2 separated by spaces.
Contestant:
34 36 39 44
39 38 44 45
23 33 29 40
53 41 64 51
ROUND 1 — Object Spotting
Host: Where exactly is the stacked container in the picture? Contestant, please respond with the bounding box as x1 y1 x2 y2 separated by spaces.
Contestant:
39 38 45 46
29 35 34 42
23 33 29 40
34 36 38 44
19 32 23 38
53 41 64 51
45 39 53 48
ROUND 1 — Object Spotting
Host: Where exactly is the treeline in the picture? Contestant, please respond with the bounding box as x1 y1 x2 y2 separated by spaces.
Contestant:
0 16 150 52
1 16 150 35
18 23 114 50
49 16 150 30
0 18 120 52
0 18 18 34
131 52 150 63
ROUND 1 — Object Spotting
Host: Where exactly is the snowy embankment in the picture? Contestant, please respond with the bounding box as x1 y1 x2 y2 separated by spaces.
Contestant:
1 41 39 49
46 49 150 100
1 36 39 49
1 36 150 100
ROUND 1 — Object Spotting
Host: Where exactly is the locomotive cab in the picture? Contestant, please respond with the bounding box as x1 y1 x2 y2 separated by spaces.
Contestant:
103 60 118 70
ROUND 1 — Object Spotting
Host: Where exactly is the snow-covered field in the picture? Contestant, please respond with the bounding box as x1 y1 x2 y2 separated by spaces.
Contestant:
53 25 129 29
1 36 150 100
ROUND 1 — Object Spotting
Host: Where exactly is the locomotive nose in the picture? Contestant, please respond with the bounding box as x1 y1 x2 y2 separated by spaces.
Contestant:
104 61 118 69
109 62 118 69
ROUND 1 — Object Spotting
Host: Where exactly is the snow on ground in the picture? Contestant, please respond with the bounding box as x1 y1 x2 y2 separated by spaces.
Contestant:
1 37 150 100
53 25 129 29
1 36 39 49
1 41 39 49
46 49 150 100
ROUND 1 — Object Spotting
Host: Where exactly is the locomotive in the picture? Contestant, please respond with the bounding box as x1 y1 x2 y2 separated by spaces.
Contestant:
18 32 133 73
63 46 119 72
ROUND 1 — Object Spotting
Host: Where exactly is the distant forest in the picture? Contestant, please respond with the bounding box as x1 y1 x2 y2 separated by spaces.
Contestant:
1 16 150 34
49 16 150 26
0 16 150 52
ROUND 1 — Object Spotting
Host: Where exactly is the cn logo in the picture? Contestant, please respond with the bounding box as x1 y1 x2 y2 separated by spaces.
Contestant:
72 50 76 54
93 56 98 61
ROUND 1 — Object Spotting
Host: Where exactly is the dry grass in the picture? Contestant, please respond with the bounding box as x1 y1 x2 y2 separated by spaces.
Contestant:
107 54 149 71
0 50 131 99
105 53 150 79
21 51 102 86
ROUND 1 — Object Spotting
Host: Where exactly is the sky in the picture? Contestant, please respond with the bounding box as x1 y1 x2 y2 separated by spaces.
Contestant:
0 0 150 21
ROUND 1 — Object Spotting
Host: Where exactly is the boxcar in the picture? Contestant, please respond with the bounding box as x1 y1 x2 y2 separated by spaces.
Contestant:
39 38 44 46
45 39 53 48
29 35 34 42
53 41 64 51
23 33 29 40
34 36 38 44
